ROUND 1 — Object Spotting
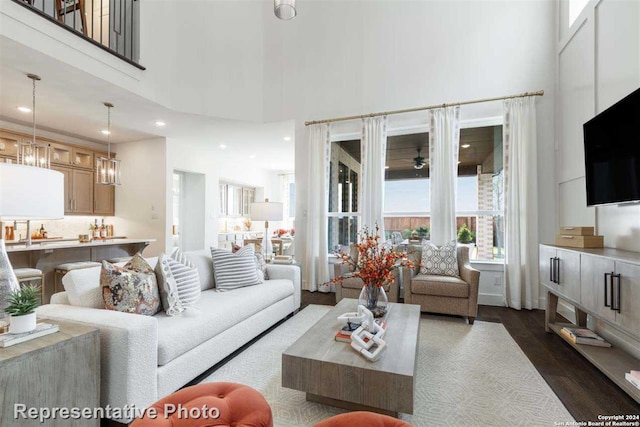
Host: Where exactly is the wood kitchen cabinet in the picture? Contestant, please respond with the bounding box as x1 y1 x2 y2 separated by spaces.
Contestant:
51 143 94 169
94 178 115 215
53 166 94 215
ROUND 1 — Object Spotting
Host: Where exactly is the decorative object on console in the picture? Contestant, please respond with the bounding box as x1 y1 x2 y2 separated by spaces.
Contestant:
250 198 283 261
420 239 460 277
17 74 51 169
555 225 604 248
210 245 263 291
96 102 122 186
101 254 161 316
0 322 59 347
334 226 412 317
5 284 40 333
0 162 63 316
274 0 296 20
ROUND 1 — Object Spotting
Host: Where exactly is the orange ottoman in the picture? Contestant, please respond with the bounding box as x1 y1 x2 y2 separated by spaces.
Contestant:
314 411 412 427
131 382 273 427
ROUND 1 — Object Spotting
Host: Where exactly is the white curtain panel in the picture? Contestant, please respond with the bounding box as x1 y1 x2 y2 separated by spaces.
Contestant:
429 106 460 246
503 97 539 310
360 116 388 239
303 124 331 292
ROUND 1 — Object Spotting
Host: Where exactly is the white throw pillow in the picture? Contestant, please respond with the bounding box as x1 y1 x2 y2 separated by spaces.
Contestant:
210 245 263 291
167 248 201 306
62 266 102 308
155 254 186 316
420 240 460 277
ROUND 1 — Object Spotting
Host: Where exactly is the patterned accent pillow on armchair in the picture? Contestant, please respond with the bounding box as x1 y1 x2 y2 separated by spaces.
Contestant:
420 240 460 277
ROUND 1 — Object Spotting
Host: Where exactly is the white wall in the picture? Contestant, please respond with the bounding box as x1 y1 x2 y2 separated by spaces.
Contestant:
0 0 265 122
262 0 557 298
112 138 167 256
555 0 640 252
555 0 640 358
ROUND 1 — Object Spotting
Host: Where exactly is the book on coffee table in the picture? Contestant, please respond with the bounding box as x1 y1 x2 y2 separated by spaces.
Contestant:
0 323 60 348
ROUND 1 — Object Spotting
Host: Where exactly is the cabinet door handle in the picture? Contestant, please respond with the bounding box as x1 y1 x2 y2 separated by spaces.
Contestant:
612 273 621 313
554 257 560 284
549 258 554 283
604 273 611 307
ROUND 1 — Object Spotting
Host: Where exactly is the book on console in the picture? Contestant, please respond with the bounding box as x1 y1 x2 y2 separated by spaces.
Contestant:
559 327 611 347
0 323 60 348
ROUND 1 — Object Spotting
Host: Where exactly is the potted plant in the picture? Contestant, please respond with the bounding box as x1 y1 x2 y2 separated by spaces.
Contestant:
6 285 40 334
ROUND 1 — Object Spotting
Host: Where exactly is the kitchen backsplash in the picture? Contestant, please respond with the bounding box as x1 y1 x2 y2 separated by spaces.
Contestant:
10 216 115 240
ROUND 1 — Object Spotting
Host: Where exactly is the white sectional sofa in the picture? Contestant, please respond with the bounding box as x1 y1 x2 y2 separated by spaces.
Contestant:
36 249 300 422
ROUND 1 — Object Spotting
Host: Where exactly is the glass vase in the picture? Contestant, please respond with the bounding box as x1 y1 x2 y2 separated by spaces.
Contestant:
358 284 388 318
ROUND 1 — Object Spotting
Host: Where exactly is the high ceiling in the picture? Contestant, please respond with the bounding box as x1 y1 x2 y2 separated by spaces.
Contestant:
0 37 295 171
336 125 502 179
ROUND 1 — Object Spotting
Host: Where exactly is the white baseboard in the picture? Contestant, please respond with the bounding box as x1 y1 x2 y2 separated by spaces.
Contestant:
478 293 504 306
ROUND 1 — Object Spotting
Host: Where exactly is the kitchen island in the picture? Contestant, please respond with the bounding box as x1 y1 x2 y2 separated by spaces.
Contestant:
8 238 155 304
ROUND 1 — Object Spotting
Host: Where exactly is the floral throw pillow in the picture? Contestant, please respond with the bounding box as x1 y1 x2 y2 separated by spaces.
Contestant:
101 254 161 316
420 240 460 277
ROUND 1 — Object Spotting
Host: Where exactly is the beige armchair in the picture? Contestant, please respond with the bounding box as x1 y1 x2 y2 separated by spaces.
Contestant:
402 245 480 324
334 245 399 304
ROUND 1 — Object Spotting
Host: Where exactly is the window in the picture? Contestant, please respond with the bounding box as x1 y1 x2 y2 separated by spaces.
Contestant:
383 125 504 261
569 0 588 27
328 140 360 250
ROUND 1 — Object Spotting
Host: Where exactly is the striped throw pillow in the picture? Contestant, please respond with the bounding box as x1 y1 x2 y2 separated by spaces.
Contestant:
168 248 201 306
211 245 263 291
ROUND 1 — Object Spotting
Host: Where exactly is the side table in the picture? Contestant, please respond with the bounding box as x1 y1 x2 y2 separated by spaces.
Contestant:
0 320 100 426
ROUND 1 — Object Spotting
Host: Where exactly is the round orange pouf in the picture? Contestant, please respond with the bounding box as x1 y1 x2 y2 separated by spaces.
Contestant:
130 382 273 427
314 411 413 427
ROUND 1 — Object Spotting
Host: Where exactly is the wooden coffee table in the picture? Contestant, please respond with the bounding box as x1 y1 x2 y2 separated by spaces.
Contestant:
282 298 420 416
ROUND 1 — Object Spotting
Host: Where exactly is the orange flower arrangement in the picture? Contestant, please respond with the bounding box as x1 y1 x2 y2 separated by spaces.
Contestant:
334 226 414 289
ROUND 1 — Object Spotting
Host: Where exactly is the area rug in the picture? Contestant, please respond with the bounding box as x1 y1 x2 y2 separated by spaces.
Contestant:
203 305 573 426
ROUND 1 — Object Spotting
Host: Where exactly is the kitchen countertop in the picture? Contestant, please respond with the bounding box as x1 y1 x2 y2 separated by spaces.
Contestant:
6 238 156 253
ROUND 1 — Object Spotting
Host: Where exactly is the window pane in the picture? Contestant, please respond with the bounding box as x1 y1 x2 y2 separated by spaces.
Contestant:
330 140 360 213
459 215 505 261
328 216 359 251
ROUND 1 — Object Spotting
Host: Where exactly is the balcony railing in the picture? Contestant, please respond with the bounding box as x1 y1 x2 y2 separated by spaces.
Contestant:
13 0 143 69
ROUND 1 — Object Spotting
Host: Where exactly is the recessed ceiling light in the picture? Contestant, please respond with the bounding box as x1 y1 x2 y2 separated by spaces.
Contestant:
155 121 166 127
17 106 31 113
219 144 227 149
461 144 470 148
249 155 256 159
283 136 292 141
101 130 111 135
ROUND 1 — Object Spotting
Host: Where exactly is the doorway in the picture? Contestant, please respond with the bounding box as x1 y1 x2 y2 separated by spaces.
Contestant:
173 170 205 251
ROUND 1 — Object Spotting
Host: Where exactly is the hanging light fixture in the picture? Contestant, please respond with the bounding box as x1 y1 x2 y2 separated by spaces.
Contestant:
274 0 296 20
17 74 51 169
96 102 121 186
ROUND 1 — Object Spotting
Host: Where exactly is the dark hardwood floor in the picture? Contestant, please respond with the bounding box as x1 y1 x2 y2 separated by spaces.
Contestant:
302 291 640 421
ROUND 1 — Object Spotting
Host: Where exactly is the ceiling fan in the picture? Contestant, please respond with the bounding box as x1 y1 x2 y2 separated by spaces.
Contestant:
413 147 426 170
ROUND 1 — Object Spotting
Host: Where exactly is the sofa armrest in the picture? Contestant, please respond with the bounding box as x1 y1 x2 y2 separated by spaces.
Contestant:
459 260 480 316
266 264 301 309
401 266 418 304
334 262 352 277
36 304 159 419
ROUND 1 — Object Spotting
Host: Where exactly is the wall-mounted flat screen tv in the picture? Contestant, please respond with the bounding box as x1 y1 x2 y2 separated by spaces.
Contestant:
583 87 640 206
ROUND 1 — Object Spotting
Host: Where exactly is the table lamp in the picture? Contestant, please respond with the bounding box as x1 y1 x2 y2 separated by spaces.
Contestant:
250 199 283 260
0 163 64 316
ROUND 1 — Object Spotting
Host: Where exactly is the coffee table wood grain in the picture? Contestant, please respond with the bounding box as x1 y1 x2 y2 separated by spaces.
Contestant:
282 299 420 416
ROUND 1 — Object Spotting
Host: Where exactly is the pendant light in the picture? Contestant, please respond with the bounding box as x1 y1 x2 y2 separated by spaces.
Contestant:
17 74 51 168
96 102 121 186
274 0 296 20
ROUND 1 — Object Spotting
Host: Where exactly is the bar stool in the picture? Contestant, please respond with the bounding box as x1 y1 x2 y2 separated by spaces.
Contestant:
14 268 45 305
54 261 101 294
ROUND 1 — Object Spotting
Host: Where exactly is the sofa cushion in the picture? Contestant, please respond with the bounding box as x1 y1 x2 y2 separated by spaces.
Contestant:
63 257 158 308
101 255 161 316
165 249 201 307
155 254 186 316
155 279 294 366
340 273 363 289
411 274 469 298
210 246 262 290
420 240 460 277
184 250 215 291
